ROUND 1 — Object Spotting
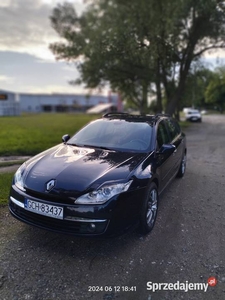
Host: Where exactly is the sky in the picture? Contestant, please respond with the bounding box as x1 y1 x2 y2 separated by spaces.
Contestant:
0 0 225 95
0 0 88 94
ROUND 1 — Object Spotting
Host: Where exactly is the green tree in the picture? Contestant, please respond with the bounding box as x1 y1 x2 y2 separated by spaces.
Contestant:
50 1 159 113
181 66 216 109
50 0 225 116
205 66 225 113
160 0 225 116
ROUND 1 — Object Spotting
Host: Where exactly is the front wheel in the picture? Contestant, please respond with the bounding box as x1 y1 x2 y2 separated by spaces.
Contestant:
140 183 158 234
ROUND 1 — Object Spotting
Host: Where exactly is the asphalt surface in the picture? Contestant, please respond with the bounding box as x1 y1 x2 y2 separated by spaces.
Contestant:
0 156 30 173
0 114 225 300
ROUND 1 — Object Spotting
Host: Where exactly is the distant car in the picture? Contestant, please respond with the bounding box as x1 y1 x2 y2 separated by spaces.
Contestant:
184 109 202 122
9 113 187 237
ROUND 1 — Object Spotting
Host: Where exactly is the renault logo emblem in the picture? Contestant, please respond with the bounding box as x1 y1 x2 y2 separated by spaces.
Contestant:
46 179 56 192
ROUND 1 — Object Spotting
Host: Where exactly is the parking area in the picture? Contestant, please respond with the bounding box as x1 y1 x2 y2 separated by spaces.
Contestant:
0 114 225 300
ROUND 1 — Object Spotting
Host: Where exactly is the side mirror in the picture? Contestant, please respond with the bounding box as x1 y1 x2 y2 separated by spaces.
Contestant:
158 144 176 155
62 134 70 144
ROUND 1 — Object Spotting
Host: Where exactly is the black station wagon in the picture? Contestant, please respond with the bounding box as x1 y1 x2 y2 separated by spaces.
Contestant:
9 113 187 236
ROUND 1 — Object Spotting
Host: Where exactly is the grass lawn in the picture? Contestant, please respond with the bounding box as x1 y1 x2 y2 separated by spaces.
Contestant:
0 113 99 156
0 113 189 206
179 121 190 129
0 112 189 156
0 173 14 206
0 114 99 205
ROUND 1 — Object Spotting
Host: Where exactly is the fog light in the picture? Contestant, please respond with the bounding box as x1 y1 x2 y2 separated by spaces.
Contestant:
88 223 96 232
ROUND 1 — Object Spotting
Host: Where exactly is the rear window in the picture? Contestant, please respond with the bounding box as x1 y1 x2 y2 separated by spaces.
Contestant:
68 119 153 152
187 110 200 114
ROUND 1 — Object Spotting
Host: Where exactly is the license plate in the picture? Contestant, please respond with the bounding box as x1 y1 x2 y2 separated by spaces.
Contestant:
24 199 63 220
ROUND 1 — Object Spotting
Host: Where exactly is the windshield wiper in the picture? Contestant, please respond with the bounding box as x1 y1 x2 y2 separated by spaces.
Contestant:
83 144 113 151
94 145 113 151
67 143 114 151
81 144 115 151
67 143 84 147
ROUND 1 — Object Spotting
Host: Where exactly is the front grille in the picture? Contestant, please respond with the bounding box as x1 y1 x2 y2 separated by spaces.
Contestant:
25 189 79 205
9 201 108 235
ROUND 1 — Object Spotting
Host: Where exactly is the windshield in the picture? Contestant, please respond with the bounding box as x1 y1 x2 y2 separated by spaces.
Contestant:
68 119 153 152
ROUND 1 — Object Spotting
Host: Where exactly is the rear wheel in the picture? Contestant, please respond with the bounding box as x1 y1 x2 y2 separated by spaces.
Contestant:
140 183 158 234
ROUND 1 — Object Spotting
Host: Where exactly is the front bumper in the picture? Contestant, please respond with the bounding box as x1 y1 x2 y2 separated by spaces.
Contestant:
186 116 201 122
9 195 109 235
9 184 146 236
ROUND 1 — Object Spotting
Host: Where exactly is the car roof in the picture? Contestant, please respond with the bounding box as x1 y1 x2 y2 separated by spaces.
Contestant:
102 112 172 125
189 110 200 113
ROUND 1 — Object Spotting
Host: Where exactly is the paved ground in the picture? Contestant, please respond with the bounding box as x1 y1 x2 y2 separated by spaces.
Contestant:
0 156 31 163
0 165 21 173
0 156 30 173
0 114 225 300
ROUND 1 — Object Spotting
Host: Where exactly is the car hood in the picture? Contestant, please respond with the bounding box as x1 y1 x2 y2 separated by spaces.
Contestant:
23 144 146 195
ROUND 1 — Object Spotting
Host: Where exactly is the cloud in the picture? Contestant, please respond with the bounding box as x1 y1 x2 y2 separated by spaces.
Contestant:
203 48 225 59
0 51 86 94
0 0 85 61
0 75 14 83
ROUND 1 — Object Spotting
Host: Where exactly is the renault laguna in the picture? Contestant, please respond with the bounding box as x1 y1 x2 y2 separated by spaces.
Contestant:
9 113 186 236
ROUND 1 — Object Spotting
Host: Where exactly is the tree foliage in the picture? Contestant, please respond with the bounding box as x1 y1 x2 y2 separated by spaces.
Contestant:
181 66 216 108
205 66 225 112
50 0 225 115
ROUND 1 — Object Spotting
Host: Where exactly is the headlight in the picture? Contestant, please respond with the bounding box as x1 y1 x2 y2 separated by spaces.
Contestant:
14 163 26 191
75 180 133 205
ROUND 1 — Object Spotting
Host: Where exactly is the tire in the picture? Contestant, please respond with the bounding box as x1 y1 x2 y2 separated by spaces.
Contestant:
140 182 158 234
177 152 187 178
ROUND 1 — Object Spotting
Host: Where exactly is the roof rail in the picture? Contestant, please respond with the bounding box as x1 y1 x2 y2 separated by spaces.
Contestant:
102 112 166 120
102 112 130 118
155 113 171 117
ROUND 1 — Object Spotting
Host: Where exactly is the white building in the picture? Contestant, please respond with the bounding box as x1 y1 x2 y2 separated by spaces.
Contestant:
0 89 119 115
0 90 20 116
19 92 118 113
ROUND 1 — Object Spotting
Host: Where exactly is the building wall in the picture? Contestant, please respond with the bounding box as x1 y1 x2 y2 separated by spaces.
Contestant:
0 90 20 116
0 89 119 115
19 93 118 113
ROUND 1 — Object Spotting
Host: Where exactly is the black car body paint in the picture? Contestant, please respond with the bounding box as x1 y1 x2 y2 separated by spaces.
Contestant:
9 113 186 236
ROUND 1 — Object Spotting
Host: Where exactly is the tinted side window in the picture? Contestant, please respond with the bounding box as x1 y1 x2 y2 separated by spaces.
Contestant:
157 121 170 148
166 119 180 141
173 119 181 134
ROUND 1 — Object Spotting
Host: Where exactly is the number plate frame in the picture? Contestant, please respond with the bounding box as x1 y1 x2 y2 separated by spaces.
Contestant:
24 199 63 220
